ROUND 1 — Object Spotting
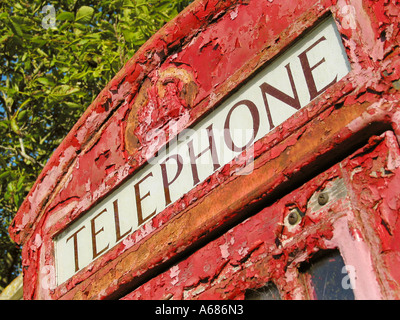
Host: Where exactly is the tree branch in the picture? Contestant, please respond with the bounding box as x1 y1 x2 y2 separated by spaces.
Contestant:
0 91 12 120
18 137 44 168
0 145 17 153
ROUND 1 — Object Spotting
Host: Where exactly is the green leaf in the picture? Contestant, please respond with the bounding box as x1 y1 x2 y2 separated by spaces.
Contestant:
8 17 23 37
13 193 20 207
16 175 25 192
0 171 11 181
37 77 54 86
17 110 29 123
52 85 80 96
6 181 15 193
65 101 81 109
0 33 10 44
75 6 95 24
57 11 74 22
36 48 48 57
122 29 135 42
0 155 8 169
100 21 115 33
10 118 20 134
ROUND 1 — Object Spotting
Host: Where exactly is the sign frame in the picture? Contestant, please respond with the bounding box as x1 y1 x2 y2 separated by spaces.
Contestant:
10 0 399 300
54 16 351 285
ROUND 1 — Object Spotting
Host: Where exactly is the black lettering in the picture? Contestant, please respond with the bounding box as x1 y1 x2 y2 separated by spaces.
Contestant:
298 36 338 101
224 100 260 152
259 63 301 130
160 154 184 206
135 172 157 226
187 124 220 186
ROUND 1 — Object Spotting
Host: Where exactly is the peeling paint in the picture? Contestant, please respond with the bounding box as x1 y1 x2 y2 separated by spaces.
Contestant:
8 0 400 300
121 131 400 300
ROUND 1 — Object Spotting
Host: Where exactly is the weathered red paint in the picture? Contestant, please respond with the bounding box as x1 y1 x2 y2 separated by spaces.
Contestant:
121 130 400 300
9 0 400 300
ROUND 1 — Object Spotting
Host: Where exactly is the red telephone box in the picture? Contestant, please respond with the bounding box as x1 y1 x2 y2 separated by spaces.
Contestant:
9 0 400 300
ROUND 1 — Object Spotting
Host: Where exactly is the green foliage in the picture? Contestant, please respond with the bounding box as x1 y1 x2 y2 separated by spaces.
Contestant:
0 0 193 292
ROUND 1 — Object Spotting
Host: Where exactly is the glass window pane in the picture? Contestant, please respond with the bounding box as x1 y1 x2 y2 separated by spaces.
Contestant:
245 282 281 300
299 249 355 300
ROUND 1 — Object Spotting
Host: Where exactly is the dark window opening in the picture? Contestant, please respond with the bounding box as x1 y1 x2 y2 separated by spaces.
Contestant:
245 282 281 300
299 249 355 300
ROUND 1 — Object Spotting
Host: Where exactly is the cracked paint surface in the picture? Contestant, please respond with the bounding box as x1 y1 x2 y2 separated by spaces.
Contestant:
122 131 400 300
8 0 400 300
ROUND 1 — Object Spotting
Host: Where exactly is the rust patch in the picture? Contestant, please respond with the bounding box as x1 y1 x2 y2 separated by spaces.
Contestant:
125 78 152 155
157 67 199 109
124 67 198 156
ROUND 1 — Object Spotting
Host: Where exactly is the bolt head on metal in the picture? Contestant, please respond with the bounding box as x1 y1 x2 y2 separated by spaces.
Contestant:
318 192 329 205
288 211 300 225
